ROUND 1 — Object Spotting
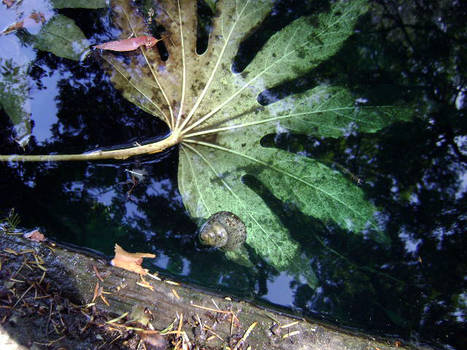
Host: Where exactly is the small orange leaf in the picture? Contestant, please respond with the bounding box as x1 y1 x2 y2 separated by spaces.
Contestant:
110 244 155 275
2 20 24 34
24 230 46 242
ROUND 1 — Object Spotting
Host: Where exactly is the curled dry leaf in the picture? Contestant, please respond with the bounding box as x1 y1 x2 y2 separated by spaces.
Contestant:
2 0 15 8
23 229 46 242
93 35 161 52
1 11 46 35
110 244 155 275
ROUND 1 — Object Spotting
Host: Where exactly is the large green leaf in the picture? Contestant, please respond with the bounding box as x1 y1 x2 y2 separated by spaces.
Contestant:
94 0 411 282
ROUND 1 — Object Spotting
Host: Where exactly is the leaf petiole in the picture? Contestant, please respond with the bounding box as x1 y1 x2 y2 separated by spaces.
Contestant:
0 131 181 162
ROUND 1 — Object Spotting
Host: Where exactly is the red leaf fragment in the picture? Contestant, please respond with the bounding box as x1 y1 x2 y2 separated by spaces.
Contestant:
24 230 46 242
93 35 161 52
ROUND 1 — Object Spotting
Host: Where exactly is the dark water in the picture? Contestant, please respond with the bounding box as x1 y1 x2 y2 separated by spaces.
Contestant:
1 1 465 349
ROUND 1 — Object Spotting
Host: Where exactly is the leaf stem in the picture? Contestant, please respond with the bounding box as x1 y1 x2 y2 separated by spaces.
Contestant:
174 0 186 131
0 132 180 162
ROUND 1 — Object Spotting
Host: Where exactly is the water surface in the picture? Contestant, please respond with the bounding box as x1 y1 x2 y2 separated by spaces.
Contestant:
0 1 465 349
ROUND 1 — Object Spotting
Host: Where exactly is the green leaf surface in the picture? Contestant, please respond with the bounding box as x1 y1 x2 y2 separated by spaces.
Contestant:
264 86 413 138
33 15 89 61
100 0 412 284
240 1 369 91
51 0 108 8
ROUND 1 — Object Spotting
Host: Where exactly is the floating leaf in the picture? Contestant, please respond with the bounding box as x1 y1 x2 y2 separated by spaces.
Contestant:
1 1 89 61
33 14 89 61
97 0 408 280
0 56 32 147
94 36 161 52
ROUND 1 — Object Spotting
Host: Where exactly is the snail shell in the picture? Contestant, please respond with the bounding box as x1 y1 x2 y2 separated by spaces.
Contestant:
198 211 247 251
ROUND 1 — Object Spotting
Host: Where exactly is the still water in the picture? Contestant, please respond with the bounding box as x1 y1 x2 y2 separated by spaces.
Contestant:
0 1 465 349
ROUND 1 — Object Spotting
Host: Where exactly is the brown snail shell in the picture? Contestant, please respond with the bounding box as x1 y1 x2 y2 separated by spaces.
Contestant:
198 211 247 251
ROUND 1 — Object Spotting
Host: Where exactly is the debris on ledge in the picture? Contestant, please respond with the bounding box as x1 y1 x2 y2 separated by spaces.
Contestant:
0 231 434 350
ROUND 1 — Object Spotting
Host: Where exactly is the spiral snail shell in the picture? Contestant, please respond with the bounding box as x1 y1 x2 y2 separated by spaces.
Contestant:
198 211 247 251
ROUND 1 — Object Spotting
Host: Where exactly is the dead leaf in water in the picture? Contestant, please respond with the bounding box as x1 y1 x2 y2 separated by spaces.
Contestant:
1 11 46 35
24 229 46 242
2 0 15 8
110 244 155 275
93 35 161 52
